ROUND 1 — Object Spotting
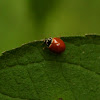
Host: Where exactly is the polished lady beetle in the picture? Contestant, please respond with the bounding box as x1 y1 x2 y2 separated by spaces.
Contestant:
44 37 66 53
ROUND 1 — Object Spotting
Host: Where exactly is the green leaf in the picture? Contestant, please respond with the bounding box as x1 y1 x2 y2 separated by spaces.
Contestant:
0 35 100 100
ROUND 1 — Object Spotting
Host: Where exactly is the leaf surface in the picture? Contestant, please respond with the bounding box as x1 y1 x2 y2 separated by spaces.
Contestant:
0 35 100 100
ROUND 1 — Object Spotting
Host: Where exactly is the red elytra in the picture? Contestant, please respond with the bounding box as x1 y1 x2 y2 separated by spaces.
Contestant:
44 37 66 53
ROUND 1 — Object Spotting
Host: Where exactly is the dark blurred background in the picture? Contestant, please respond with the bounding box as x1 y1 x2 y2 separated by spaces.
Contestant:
0 0 100 54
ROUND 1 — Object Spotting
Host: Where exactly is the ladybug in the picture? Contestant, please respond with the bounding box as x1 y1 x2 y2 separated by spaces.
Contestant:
44 37 66 53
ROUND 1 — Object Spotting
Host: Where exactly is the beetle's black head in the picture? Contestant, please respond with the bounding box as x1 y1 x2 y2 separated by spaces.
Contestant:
44 37 52 47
